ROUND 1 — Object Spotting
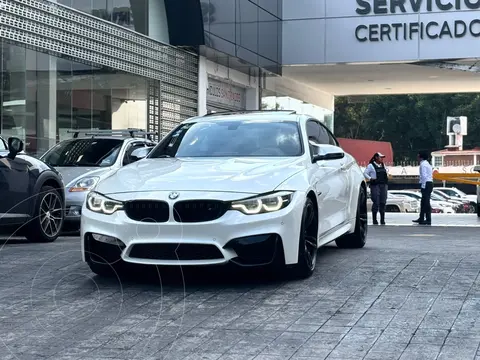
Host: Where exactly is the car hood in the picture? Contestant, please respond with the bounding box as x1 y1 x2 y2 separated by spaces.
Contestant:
95 157 306 195
55 167 112 186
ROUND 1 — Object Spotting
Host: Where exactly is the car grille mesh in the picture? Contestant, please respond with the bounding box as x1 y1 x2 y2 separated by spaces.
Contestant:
124 200 169 223
129 243 224 260
173 200 228 223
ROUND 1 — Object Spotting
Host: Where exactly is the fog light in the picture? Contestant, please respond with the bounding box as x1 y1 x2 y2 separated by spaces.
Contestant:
92 233 124 246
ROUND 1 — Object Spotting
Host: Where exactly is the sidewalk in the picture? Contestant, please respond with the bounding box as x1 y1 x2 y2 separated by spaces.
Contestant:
373 213 480 227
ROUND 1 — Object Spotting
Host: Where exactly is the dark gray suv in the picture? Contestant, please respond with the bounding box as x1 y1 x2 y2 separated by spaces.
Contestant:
0 136 65 242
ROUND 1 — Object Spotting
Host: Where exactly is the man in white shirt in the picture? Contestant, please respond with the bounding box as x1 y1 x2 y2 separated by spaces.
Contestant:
413 151 433 225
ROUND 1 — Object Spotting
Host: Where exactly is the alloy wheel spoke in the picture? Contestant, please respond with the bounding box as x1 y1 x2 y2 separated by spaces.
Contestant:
305 248 313 266
50 219 59 234
305 235 317 249
49 197 55 211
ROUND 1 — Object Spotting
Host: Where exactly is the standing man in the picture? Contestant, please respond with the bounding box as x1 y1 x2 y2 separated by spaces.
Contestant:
364 152 388 225
413 151 433 225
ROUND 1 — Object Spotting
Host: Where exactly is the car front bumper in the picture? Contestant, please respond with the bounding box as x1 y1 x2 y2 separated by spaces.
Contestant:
81 191 305 267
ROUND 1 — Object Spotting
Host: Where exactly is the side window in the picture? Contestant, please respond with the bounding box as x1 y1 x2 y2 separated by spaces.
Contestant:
123 142 145 165
317 125 330 145
306 120 321 144
325 128 339 146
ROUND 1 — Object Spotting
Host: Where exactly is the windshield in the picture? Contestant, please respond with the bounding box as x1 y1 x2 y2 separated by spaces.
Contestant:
42 138 123 167
431 193 446 201
149 120 302 158
0 137 6 151
440 188 463 197
434 190 450 200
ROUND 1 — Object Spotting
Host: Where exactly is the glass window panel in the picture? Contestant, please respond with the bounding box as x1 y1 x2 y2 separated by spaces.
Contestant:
58 0 72 6
209 0 235 43
57 58 73 142
71 62 93 131
1 42 28 148
236 0 258 54
128 0 148 35
110 73 147 130
92 0 111 21
258 0 278 16
92 67 113 131
112 0 135 32
71 0 92 13
258 9 278 62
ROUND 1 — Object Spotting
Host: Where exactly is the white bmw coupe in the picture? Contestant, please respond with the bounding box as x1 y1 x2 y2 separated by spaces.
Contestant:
81 111 367 278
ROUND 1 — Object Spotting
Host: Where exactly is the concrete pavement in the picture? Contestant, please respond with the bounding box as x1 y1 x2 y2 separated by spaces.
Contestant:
372 213 480 227
0 226 479 359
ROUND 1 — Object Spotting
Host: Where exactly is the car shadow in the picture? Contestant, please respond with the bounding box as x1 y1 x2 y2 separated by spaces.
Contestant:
88 245 344 291
0 237 29 245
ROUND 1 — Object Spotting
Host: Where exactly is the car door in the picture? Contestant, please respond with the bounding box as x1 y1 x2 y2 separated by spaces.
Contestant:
0 153 32 223
306 120 346 232
326 126 352 221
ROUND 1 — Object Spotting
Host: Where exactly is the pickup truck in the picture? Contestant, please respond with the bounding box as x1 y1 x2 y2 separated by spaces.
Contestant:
475 165 480 217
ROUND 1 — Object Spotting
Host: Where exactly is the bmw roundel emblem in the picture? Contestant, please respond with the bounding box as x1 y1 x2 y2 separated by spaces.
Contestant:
169 192 179 200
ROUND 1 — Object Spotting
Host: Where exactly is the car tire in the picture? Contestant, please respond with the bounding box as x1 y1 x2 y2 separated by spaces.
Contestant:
292 197 318 279
477 202 480 218
336 186 368 249
25 185 64 243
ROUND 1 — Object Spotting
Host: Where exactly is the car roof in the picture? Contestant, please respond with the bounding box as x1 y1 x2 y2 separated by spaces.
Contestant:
183 111 311 124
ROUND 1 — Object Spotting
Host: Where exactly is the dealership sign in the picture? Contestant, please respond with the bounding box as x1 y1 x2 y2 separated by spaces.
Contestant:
207 78 246 109
355 0 480 42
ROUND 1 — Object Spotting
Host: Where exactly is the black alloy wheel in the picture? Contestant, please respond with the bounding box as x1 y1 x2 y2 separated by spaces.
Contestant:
336 185 368 249
293 197 318 279
26 186 64 243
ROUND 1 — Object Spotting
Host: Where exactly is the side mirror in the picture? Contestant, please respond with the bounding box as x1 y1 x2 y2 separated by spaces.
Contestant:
7 137 24 160
130 147 151 162
312 145 345 162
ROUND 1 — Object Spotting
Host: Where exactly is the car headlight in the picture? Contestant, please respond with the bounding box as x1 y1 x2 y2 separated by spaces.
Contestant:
86 191 123 215
230 191 293 215
69 176 100 192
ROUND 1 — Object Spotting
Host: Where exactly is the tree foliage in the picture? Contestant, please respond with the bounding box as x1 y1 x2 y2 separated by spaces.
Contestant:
334 94 480 161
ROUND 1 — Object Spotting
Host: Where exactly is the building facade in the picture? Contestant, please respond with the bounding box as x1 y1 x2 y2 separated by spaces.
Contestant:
7 0 477 156
432 148 480 167
1 0 198 154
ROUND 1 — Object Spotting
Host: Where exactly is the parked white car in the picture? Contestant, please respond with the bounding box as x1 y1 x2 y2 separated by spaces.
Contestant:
389 190 455 214
432 188 475 213
81 111 368 279
434 187 477 205
366 192 418 213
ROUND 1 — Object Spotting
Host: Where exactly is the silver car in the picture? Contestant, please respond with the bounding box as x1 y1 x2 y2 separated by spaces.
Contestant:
40 129 156 230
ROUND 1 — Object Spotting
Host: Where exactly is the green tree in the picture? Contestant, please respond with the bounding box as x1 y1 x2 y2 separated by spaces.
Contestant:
334 94 480 161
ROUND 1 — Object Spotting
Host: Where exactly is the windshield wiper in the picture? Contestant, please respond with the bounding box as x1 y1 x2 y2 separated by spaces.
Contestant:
156 155 174 158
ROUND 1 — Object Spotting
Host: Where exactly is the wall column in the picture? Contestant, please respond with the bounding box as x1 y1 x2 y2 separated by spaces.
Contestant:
197 56 208 116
